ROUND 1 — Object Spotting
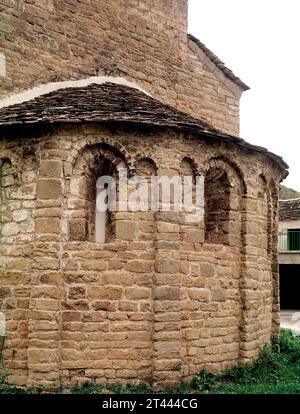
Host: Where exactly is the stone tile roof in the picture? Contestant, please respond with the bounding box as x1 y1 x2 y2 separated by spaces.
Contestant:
188 34 250 92
0 83 227 132
0 82 287 176
279 199 300 221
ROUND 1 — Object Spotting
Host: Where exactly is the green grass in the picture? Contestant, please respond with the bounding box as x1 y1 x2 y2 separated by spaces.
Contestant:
191 329 300 394
1 329 300 394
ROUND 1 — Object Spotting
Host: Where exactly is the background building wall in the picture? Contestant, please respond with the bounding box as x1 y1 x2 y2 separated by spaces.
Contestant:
279 220 300 231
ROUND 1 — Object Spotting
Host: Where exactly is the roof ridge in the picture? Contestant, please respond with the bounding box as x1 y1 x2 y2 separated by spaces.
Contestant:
0 76 148 110
188 33 250 92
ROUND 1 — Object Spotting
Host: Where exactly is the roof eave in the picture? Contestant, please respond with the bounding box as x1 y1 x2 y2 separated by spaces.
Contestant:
188 33 250 92
0 117 289 180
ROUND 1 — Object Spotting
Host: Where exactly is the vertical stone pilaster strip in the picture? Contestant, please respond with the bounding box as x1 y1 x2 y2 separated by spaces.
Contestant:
27 158 64 387
239 195 261 362
152 209 182 389
271 193 280 340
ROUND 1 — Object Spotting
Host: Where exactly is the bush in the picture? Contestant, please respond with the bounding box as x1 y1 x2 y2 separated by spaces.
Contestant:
192 369 217 391
0 356 10 386
219 345 281 386
71 381 153 394
279 329 300 363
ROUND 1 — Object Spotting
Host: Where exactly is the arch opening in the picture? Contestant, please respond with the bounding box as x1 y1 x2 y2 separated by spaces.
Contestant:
204 167 231 245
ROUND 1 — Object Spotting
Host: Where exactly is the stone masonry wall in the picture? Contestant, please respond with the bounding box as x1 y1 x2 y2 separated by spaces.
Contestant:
0 0 243 135
0 123 281 388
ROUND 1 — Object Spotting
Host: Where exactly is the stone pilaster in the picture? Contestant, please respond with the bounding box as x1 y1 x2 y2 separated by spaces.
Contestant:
152 210 182 389
271 197 280 340
239 195 262 362
27 158 64 387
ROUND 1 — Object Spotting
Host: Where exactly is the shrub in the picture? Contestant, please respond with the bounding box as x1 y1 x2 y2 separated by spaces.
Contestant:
0 356 10 386
192 369 217 391
219 345 280 386
279 329 300 363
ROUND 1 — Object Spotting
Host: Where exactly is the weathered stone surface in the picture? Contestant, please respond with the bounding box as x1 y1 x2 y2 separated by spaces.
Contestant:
68 286 86 300
125 260 153 273
0 0 283 389
12 209 31 222
1 0 243 136
200 263 215 277
87 287 123 300
212 289 227 302
39 160 62 178
157 222 180 233
36 218 60 234
187 229 204 243
153 287 180 301
188 288 210 302
125 288 151 300
2 175 14 187
36 179 62 200
2 222 19 236
155 259 180 274
68 219 88 241
116 221 137 241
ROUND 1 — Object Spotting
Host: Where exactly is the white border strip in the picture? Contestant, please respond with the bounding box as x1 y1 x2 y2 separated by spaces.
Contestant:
0 76 150 109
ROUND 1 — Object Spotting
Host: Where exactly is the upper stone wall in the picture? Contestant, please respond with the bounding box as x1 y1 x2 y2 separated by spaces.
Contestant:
0 0 244 135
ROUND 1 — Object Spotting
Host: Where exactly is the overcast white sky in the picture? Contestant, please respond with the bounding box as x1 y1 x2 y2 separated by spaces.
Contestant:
188 0 300 191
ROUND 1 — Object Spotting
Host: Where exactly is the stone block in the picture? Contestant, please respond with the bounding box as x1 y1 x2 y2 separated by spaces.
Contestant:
36 217 60 234
116 221 137 241
155 258 180 274
39 160 62 178
200 263 215 277
36 179 62 200
125 287 150 300
2 222 19 236
87 286 123 300
101 273 134 285
212 288 226 302
68 286 86 300
153 286 180 301
125 260 153 273
188 288 210 302
79 259 107 272
187 229 204 243
157 222 180 233
154 359 181 371
12 209 31 222
68 219 88 241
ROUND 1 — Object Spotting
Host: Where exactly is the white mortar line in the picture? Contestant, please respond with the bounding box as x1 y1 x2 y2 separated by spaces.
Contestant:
0 76 150 109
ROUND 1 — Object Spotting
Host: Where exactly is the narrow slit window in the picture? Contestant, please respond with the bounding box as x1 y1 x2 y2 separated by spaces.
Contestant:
95 185 107 244
95 160 124 243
